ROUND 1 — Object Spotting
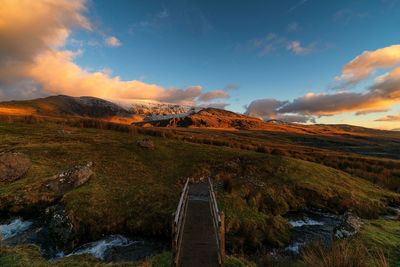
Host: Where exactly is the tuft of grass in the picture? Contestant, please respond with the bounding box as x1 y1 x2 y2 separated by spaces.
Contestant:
222 256 257 267
302 241 368 267
355 219 400 266
146 251 172 267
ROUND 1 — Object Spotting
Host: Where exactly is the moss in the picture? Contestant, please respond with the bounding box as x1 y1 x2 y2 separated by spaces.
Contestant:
0 245 49 267
355 219 400 266
222 256 257 267
148 251 172 267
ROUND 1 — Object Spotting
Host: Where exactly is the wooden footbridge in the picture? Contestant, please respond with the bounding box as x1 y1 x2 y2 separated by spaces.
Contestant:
172 177 225 267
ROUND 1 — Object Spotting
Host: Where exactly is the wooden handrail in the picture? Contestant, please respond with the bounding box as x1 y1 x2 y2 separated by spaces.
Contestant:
172 178 190 266
207 177 225 265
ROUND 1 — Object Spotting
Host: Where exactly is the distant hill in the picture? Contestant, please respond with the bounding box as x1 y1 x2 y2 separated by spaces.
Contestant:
0 95 131 118
392 128 400 131
133 107 268 130
0 95 397 136
0 95 194 123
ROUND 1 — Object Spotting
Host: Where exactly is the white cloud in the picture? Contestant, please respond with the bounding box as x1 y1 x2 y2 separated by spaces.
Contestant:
287 41 313 55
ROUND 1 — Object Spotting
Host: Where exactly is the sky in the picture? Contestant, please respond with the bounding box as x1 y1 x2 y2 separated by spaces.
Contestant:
0 0 400 129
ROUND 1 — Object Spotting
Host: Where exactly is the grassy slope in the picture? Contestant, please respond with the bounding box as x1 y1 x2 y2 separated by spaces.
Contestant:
0 121 398 264
0 245 172 267
356 219 400 266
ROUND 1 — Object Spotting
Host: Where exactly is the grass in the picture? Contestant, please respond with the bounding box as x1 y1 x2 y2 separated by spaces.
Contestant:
0 245 172 266
0 120 399 265
355 219 400 266
214 156 398 252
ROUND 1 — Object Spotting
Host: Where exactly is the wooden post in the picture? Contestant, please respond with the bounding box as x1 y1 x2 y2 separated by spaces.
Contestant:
219 211 225 264
171 212 177 267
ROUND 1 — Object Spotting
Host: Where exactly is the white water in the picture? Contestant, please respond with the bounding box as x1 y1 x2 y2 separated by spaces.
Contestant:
68 235 138 260
285 242 305 253
288 218 324 227
0 218 33 240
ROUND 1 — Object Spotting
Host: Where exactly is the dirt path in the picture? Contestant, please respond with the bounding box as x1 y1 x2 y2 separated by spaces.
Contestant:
179 181 219 267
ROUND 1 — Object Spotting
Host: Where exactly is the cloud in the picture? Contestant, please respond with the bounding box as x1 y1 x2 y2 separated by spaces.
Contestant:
105 36 121 47
245 44 400 122
335 45 400 86
246 33 316 57
202 102 230 109
333 9 370 24
198 90 229 102
286 22 299 32
0 0 223 106
288 0 309 12
375 114 400 121
244 98 314 123
287 41 314 55
224 83 239 91
0 0 90 83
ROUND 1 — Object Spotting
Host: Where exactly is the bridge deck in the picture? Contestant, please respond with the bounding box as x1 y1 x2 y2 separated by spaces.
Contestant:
178 181 219 267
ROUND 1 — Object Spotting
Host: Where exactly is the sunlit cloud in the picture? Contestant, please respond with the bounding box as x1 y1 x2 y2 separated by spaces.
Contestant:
198 90 229 102
375 114 400 121
246 44 400 122
335 45 400 86
0 0 225 106
105 36 121 47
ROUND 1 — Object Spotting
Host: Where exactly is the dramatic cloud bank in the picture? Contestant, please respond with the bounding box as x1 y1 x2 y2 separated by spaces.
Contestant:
246 45 400 122
0 0 226 106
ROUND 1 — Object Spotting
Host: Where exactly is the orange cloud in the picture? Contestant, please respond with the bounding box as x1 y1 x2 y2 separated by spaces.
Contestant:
0 0 226 106
375 114 400 121
246 45 400 122
336 45 400 85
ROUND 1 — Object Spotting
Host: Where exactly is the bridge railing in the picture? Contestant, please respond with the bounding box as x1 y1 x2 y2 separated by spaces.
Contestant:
171 178 190 266
207 177 225 265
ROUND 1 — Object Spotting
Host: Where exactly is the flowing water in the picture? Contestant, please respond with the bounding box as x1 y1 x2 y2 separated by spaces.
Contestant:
0 218 33 240
283 211 342 254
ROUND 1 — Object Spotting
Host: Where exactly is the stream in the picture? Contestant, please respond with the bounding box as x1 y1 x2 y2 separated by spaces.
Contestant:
284 211 341 254
1 206 399 262
0 217 165 263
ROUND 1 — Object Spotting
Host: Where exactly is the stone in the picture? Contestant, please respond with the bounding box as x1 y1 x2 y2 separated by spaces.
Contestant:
137 138 155 149
46 162 94 194
334 212 363 239
44 204 77 252
0 152 31 182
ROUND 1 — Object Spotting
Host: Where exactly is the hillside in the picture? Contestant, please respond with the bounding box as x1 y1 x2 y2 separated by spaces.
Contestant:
133 108 267 129
0 120 399 266
0 95 195 124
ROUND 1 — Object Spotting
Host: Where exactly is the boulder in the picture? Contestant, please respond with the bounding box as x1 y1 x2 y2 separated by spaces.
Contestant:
44 204 77 252
46 162 94 194
0 152 31 182
334 212 363 239
137 138 155 149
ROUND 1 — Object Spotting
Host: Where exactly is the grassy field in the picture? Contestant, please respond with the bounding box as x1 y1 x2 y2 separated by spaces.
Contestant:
0 120 399 265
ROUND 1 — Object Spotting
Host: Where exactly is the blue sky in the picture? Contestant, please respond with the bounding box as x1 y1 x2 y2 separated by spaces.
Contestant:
1 0 400 129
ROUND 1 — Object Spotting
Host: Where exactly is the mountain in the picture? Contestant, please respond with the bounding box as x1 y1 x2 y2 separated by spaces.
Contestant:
0 95 195 123
392 128 400 131
0 95 131 118
133 107 268 130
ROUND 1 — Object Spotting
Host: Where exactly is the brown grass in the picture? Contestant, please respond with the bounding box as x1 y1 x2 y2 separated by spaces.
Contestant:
302 241 389 267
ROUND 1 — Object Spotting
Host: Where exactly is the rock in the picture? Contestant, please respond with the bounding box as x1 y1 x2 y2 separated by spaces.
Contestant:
46 162 94 194
334 212 363 239
137 138 155 149
44 204 77 252
0 152 31 182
